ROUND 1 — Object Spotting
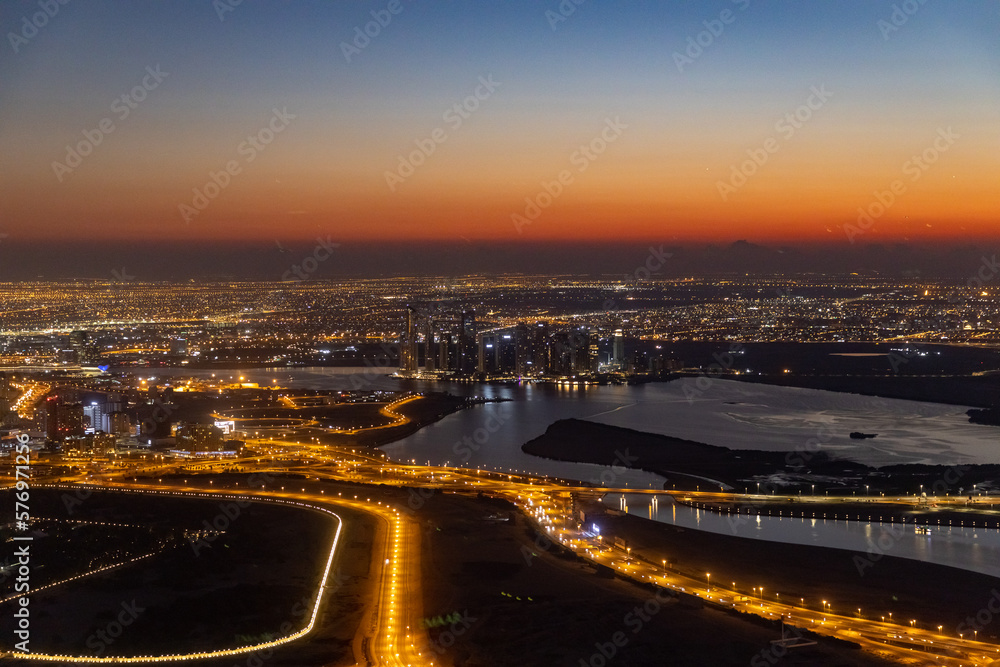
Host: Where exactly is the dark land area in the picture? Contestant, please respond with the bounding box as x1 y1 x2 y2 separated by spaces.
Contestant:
413 490 899 667
523 418 1000 494
0 489 351 662
968 406 1000 426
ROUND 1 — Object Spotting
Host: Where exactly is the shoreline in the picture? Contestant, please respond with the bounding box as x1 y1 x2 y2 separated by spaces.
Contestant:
522 418 1000 494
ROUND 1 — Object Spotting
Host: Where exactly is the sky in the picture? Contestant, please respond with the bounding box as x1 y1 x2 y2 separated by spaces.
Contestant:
1 0 998 277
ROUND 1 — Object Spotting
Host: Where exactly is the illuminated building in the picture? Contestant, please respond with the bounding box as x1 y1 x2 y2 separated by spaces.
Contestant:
399 306 419 373
176 423 226 452
69 329 93 363
103 411 132 435
46 400 85 440
424 317 435 372
459 310 477 374
612 329 625 370
83 401 104 434
438 332 452 371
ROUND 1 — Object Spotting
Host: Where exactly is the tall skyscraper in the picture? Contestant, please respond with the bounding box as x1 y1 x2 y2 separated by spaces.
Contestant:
424 317 435 372
438 333 452 371
477 331 494 374
515 323 531 376
400 306 419 373
612 329 625 369
459 310 477 374
532 322 549 374
69 330 92 363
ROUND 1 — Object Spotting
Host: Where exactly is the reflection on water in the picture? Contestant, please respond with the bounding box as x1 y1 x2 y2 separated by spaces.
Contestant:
147 366 666 488
146 367 999 469
604 493 1000 578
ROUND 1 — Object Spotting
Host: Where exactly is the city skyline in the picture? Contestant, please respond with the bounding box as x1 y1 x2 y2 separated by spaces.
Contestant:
4 5 1000 663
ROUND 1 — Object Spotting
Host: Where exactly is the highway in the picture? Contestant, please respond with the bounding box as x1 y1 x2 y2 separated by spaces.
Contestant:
1 479 430 666
8 436 1000 665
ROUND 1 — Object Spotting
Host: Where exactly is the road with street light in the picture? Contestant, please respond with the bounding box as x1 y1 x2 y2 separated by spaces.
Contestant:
7 435 1000 665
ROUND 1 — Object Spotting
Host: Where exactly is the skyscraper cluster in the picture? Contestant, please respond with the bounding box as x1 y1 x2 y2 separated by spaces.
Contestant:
399 308 604 380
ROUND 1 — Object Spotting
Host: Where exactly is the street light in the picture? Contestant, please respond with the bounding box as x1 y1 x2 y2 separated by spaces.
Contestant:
706 573 711 592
